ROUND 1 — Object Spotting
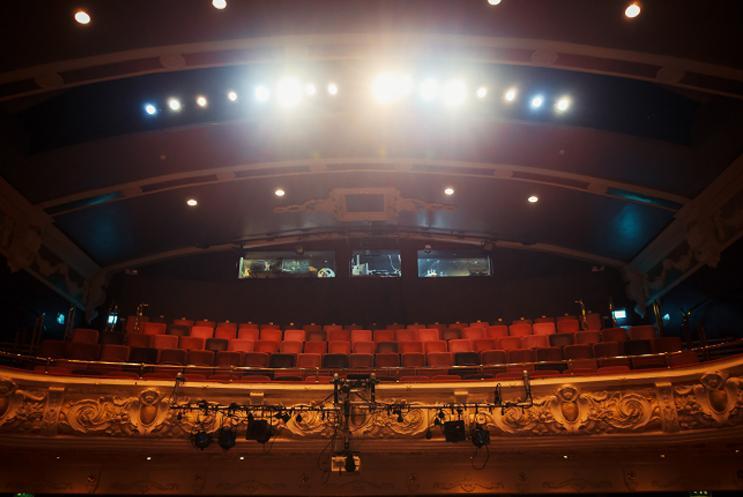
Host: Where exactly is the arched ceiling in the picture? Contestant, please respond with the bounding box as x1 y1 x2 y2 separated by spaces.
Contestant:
1 0 742 275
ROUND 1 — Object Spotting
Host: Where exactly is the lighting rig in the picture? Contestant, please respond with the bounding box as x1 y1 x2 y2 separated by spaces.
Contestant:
169 371 534 471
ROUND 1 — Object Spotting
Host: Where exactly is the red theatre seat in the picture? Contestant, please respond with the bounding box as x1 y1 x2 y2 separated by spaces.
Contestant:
376 341 399 353
168 326 189 337
600 328 628 343
328 341 351 354
66 342 101 361
448 339 473 353
243 352 270 368
521 335 549 349
215 351 243 368
190 324 214 339
486 325 509 339
158 348 186 365
260 328 282 342
228 339 254 352
653 336 683 353
496 336 522 351
214 323 237 340
283 329 306 342
534 316 554 323
550 333 575 348
152 335 179 350
395 329 416 342
322 354 349 369
417 328 441 342
100 344 130 362
297 353 322 369
349 354 373 369
304 341 327 354
188 350 215 367
280 341 303 354
327 329 350 342
556 318 580 333
374 329 395 342
269 353 297 368
254 341 280 354
172 318 194 327
461 327 485 340
237 326 259 341
473 339 495 352
563 344 594 360
441 328 461 340
427 352 454 368
179 336 206 351
401 353 426 368
143 322 167 336
424 341 448 354
205 338 229 352
509 323 532 337
481 350 507 365
352 341 375 354
39 340 67 359
351 329 373 343
70 328 100 344
375 353 401 368
399 341 424 354
575 331 601 345
629 325 656 341
585 313 603 331
506 349 536 369
532 322 556 336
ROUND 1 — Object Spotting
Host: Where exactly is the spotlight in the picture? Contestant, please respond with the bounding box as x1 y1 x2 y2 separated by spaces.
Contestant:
554 95 571 114
344 453 357 473
246 419 274 444
74 9 91 25
167 98 182 112
443 79 467 106
470 424 490 448
372 73 412 104
281 412 291 423
277 77 302 108
425 427 433 439
327 82 339 96
527 195 539 204
503 86 518 103
274 187 286 198
624 2 641 18
226 90 238 102
186 198 198 207
143 103 158 116
295 413 303 423
443 186 455 196
191 430 212 450
305 83 317 96
254 85 270 102
212 0 227 9
217 427 237 450
419 78 438 101
476 86 488 99
487 0 502 5
195 95 208 108
530 94 544 109
442 420 466 443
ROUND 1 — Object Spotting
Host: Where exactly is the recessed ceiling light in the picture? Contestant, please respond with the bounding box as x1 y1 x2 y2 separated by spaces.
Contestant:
239 456 245 461
143 103 158 116
419 78 438 101
530 94 544 109
167 98 182 112
274 188 286 197
327 82 339 96
254 85 270 102
305 83 317 96
624 2 641 18
277 77 302 108
195 95 208 108
74 9 91 25
487 0 503 5
527 195 539 204
212 0 227 9
186 198 198 207
227 90 238 102
503 86 518 103
562 455 568 460
554 95 571 113
444 186 455 196
476 86 488 99
146 456 152 461
443 79 467 106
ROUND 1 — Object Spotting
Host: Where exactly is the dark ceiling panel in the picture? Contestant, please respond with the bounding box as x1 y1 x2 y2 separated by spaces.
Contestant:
52 173 673 266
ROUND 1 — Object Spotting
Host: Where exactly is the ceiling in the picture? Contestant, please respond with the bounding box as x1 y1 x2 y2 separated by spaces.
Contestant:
1 0 742 271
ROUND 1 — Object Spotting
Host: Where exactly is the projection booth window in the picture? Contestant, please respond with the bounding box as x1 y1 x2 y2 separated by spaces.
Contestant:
417 249 491 278
350 249 402 278
238 251 336 279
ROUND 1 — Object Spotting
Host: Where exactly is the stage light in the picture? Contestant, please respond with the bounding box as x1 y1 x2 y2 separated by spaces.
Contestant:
327 82 339 96
212 0 227 9
144 103 158 116
443 186 455 196
217 427 237 450
186 198 198 207
277 77 302 108
74 9 91 25
195 95 208 108
167 98 182 112
443 79 467 106
527 195 539 204
305 83 317 96
226 90 238 102
443 420 466 443
530 94 544 109
191 430 212 450
254 85 270 102
503 86 518 103
476 86 488 99
470 424 490 448
245 419 274 444
418 78 438 101
554 95 571 113
624 2 641 18
372 73 412 104
274 187 286 197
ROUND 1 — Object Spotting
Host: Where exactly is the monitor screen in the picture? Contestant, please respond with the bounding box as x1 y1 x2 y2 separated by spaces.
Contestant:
350 249 402 278
238 251 336 279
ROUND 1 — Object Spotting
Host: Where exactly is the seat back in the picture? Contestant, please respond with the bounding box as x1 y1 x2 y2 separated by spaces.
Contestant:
71 328 100 344
172 318 194 327
521 335 549 349
297 353 322 369
534 316 554 323
205 338 229 352
509 323 532 337
424 341 448 353
100 344 130 362
352 341 375 354
374 329 395 342
417 328 440 342
575 331 601 345
497 336 522 351
350 329 373 343
304 341 327 354
260 328 283 342
473 339 496 352
653 336 683 353
448 339 473 353
399 341 424 354
228 339 254 353
507 349 536 364
585 313 603 330
532 322 556 336
395 329 416 342
179 336 206 351
376 341 399 353
328 341 351 354
375 353 400 368
215 351 243 368
327 329 350 342
143 322 167 336
188 350 215 367
593 341 623 358
486 325 509 339
280 341 304 354
254 341 279 354
214 323 237 340
237 327 260 341
426 352 454 368
190 324 214 339
629 325 656 341
461 327 485 340
600 328 628 342
563 344 593 360
284 329 306 342
243 352 269 368
158 348 186 365
66 342 100 361
549 333 575 347
556 318 580 333
481 350 507 364
152 334 179 350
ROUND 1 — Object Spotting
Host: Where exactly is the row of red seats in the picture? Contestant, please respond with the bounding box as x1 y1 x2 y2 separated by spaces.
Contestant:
39 335 694 373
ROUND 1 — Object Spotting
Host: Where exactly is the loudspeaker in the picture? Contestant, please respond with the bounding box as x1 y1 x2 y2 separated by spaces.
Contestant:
443 420 466 442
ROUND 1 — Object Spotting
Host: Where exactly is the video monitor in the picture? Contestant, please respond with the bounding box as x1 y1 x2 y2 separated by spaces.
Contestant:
238 251 336 279
417 249 491 278
350 249 402 278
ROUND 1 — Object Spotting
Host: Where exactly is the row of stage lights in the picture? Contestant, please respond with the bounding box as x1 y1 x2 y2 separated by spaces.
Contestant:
143 76 572 117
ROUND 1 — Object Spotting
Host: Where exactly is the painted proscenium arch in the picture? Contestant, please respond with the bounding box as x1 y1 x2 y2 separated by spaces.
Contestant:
2 34 743 102
40 157 689 217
